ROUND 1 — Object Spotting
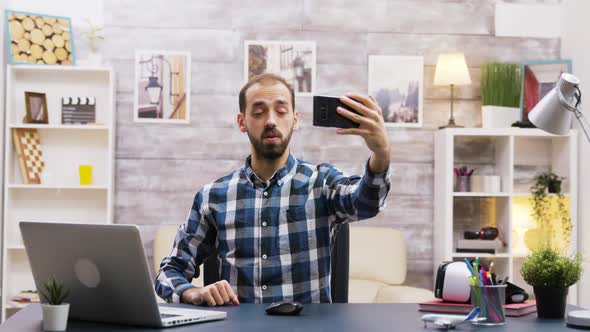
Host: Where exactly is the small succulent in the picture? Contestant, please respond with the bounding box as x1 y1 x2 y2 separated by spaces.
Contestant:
39 277 69 305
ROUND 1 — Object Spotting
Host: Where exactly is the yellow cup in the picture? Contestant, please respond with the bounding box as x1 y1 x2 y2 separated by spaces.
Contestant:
79 165 93 185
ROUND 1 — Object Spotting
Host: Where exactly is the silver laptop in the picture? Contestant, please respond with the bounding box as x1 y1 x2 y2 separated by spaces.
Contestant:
19 222 226 327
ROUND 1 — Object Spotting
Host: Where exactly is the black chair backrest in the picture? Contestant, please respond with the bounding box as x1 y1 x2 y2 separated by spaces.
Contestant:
202 222 350 303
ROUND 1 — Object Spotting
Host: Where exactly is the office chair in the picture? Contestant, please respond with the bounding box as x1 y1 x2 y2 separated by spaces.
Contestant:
203 222 350 303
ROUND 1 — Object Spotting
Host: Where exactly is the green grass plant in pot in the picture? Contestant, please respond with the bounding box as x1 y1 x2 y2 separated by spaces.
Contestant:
40 277 70 331
481 63 522 128
521 247 582 318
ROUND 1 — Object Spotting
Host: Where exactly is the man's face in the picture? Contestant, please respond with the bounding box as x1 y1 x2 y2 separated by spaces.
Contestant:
238 81 298 160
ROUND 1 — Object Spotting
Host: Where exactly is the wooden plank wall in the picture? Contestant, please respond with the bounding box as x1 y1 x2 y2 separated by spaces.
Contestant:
103 0 562 290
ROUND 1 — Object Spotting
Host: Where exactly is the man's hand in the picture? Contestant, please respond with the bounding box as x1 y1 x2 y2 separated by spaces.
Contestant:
181 280 240 306
336 93 391 173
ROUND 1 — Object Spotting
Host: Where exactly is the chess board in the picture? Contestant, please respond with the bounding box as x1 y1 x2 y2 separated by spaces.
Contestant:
12 128 45 184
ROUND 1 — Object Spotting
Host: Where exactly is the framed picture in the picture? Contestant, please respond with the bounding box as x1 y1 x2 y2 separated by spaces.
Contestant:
24 92 48 124
368 55 423 127
521 59 572 124
244 40 316 96
134 50 191 124
5 10 75 65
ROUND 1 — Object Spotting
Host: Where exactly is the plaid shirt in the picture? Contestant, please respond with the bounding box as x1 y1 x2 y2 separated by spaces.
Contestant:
155 154 390 304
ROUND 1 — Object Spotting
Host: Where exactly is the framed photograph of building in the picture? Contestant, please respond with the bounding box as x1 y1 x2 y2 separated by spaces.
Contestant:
244 40 316 96
134 50 191 124
368 55 423 127
6 10 75 65
520 59 572 125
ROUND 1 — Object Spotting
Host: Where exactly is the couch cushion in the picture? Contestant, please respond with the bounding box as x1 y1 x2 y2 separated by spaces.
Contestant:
349 226 406 285
348 279 385 303
375 285 435 303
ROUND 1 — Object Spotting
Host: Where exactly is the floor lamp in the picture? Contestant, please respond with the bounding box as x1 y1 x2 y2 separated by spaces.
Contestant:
528 73 590 329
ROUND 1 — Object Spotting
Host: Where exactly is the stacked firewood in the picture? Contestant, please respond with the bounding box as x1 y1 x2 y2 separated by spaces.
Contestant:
8 12 73 65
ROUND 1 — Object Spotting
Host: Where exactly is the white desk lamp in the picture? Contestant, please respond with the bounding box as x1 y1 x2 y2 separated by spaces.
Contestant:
434 53 472 129
528 73 590 328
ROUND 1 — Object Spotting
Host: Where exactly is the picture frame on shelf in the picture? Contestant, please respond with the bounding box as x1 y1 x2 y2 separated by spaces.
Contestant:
244 40 316 96
134 50 191 124
520 59 572 126
368 55 423 127
5 10 76 65
24 91 48 124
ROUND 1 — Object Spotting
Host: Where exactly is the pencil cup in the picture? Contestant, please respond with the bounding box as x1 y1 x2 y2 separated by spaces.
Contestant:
79 165 93 185
455 175 471 192
470 284 506 326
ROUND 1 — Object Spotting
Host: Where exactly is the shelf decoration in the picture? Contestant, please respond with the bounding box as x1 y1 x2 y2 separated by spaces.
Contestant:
24 91 48 124
12 128 45 184
61 97 96 124
6 10 75 65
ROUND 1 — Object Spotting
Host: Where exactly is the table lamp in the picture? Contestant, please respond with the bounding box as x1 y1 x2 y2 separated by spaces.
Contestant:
434 53 472 129
528 73 590 329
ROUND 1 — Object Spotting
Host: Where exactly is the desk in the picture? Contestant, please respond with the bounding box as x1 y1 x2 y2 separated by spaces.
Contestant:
0 303 582 331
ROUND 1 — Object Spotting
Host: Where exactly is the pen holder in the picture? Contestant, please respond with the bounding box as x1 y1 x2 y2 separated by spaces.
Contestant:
470 284 506 326
455 175 471 192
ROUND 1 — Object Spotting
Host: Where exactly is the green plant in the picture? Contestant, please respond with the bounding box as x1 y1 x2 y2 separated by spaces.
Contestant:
481 63 522 107
80 19 104 53
529 172 571 251
521 246 583 288
39 277 69 305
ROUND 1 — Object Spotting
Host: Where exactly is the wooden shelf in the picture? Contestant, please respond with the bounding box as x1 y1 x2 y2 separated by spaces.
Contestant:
8 184 108 190
453 192 510 197
8 124 109 131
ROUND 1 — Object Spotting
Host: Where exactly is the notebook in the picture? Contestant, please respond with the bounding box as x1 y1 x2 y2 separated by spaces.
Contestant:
418 300 537 317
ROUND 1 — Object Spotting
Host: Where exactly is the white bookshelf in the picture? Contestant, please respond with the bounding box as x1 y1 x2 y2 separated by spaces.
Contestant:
434 128 578 304
1 65 115 320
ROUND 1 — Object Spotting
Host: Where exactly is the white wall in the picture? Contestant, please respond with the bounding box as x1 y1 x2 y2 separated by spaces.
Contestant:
561 0 590 309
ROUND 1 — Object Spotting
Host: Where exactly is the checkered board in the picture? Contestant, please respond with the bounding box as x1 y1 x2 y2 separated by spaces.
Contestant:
12 128 45 184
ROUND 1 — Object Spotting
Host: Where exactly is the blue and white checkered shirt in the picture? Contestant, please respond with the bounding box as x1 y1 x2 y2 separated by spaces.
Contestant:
155 154 390 303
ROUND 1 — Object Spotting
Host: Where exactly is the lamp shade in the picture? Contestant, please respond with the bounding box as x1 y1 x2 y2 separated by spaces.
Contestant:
529 73 580 135
433 53 472 86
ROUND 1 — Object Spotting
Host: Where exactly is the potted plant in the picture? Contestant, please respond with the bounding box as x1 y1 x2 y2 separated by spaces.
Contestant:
79 19 104 66
525 172 571 252
521 246 582 318
39 277 70 331
480 63 522 128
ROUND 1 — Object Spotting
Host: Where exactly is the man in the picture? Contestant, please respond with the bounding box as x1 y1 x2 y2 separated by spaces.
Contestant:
155 73 391 306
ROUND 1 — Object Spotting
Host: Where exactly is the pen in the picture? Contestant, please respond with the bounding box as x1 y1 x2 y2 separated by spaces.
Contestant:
464 258 476 276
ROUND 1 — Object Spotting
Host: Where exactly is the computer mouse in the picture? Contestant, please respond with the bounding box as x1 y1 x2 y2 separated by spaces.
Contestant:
265 301 304 316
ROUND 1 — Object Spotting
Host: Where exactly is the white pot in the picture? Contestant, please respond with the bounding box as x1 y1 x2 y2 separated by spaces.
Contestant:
481 105 521 128
41 303 69 331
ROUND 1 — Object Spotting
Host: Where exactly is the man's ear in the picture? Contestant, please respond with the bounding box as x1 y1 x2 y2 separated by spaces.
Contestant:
237 112 247 133
293 111 300 131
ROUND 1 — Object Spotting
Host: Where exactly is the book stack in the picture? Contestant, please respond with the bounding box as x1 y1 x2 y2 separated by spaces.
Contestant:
456 238 503 254
418 299 537 317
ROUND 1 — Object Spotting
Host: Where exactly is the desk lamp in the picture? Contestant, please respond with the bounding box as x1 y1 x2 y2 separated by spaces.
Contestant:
528 73 590 329
434 53 472 129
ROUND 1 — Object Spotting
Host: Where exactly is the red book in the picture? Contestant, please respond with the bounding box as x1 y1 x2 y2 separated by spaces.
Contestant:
418 300 537 317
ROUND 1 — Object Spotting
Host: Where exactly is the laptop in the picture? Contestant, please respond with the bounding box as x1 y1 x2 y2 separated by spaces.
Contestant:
19 222 227 327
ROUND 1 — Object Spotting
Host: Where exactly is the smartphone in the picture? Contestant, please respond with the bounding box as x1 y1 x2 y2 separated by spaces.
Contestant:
313 96 360 129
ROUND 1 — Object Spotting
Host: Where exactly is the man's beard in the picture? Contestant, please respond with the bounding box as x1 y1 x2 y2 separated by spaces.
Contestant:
247 126 293 160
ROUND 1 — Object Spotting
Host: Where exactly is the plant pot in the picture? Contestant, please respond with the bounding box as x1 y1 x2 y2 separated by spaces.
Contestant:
534 287 568 319
41 303 70 331
548 181 562 194
481 105 521 128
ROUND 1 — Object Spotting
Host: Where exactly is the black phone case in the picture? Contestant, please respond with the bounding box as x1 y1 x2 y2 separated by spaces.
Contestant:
313 96 360 129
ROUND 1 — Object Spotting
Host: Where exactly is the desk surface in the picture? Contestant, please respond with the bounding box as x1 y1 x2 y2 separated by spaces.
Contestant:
0 303 582 331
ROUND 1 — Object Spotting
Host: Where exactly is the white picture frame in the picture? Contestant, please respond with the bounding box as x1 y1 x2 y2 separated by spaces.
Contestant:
368 55 424 128
134 50 191 124
244 40 316 97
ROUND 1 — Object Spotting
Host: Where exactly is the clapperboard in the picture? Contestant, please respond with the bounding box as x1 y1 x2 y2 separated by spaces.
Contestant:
61 97 96 124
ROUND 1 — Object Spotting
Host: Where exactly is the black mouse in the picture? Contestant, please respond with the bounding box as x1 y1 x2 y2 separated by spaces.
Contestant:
265 301 304 316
